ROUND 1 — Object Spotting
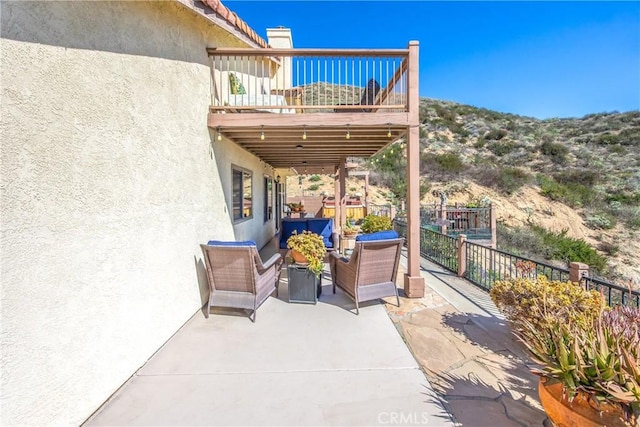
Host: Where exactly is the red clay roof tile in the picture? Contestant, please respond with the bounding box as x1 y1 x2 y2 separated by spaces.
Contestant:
201 0 269 48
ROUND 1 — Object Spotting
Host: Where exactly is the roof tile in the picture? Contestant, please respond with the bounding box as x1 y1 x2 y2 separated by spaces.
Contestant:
201 0 269 48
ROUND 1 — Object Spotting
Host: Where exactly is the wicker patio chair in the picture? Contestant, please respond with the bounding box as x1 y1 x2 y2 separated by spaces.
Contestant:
200 241 283 322
328 236 403 314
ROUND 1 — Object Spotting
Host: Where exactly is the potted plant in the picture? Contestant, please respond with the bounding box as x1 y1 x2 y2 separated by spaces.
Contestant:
342 221 358 237
360 214 392 234
287 202 304 213
491 277 639 426
286 230 326 277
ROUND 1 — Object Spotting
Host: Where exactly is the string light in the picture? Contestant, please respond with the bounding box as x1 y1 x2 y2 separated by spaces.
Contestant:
302 125 307 140
217 126 222 141
260 125 265 140
387 124 392 138
345 124 350 140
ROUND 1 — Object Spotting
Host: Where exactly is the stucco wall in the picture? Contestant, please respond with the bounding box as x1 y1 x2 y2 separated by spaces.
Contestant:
1 1 274 424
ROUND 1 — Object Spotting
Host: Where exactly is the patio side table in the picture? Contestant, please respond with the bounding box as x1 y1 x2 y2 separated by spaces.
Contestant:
287 264 321 304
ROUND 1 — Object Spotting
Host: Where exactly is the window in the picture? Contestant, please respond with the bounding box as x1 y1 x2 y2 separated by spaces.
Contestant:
232 166 252 221
264 176 273 223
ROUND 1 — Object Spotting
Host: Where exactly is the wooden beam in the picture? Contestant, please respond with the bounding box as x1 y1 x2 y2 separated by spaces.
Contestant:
207 47 409 57
208 112 410 128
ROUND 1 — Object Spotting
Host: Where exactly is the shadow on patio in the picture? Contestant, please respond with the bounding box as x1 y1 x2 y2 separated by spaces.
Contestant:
388 254 547 427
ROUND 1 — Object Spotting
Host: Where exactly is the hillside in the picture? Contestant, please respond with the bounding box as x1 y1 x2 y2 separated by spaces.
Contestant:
387 99 639 284
289 97 640 286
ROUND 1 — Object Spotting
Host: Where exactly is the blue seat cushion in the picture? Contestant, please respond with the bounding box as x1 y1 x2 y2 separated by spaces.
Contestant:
280 220 308 248
356 230 399 242
207 240 256 247
307 218 334 248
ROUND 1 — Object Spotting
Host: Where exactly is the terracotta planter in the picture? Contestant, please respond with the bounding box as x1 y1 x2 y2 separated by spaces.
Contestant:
538 378 628 427
291 249 308 265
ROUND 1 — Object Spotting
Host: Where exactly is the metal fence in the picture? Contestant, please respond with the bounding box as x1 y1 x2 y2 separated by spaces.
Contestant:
582 276 640 308
393 218 639 308
465 241 570 291
394 219 458 271
420 227 458 272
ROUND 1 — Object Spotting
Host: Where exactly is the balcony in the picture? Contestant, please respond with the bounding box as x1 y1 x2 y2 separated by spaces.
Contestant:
207 45 417 174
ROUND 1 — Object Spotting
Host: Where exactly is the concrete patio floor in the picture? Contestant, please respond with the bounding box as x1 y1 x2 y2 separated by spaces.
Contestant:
85 255 454 426
85 244 547 427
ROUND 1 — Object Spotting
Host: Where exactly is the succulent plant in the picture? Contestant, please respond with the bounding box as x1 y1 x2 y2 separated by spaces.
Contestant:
490 276 605 331
515 305 640 425
286 230 326 276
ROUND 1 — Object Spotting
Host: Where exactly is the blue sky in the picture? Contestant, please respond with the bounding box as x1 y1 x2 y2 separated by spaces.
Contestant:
224 1 640 119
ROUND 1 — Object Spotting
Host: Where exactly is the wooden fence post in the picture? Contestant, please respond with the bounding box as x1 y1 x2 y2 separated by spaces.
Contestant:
457 234 467 277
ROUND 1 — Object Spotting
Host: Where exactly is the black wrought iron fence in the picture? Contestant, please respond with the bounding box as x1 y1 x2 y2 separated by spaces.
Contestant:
465 241 570 291
420 227 458 272
394 219 457 272
581 276 640 308
394 218 640 308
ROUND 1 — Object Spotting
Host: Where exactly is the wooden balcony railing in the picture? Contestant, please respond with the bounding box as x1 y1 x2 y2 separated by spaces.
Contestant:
207 48 409 114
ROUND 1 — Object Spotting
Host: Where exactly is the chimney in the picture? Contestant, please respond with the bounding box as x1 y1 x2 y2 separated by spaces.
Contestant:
267 27 293 89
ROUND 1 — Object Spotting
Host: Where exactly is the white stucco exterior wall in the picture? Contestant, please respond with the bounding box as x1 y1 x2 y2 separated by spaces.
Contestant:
1 1 275 424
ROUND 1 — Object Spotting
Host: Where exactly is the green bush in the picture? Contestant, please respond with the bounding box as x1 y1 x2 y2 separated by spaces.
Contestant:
553 170 599 187
473 138 487 149
360 215 392 233
531 225 607 273
488 141 516 156
537 175 595 207
308 175 322 182
307 184 320 191
595 132 621 145
432 152 464 172
497 167 529 194
540 141 569 164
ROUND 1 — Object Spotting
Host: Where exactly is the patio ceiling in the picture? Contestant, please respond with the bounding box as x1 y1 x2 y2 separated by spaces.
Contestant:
210 113 409 174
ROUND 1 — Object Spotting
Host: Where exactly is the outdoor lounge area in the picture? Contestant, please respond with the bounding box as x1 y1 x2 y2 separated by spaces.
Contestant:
85 246 547 426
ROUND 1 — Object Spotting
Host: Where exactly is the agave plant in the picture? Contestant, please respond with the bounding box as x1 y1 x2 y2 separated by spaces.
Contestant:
516 305 640 425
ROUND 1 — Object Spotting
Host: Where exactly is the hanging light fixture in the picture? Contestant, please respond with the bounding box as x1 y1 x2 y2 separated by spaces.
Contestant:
302 125 307 140
387 124 392 138
260 125 265 140
345 124 350 140
217 126 222 141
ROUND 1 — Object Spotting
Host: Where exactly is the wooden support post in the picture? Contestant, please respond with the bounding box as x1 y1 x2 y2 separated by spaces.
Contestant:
340 162 347 230
403 41 424 298
334 167 342 233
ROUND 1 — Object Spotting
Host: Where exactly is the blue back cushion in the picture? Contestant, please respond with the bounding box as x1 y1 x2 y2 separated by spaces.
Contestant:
307 218 333 248
280 220 308 248
356 230 399 242
207 240 256 247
